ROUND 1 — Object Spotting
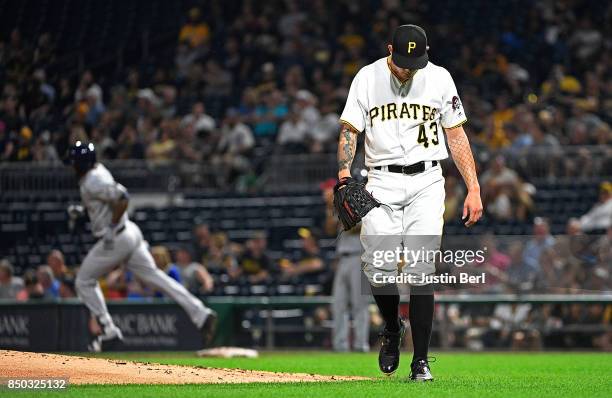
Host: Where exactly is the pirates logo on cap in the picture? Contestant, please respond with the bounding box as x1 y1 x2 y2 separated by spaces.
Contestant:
407 41 417 54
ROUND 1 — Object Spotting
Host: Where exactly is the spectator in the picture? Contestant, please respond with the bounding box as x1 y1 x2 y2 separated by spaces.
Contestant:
74 70 103 108
16 270 44 301
277 1 306 37
213 108 255 185
146 119 177 161
281 228 324 278
294 90 321 127
175 41 201 80
276 105 309 152
174 247 214 295
534 247 569 293
505 241 536 291
523 218 556 274
202 232 240 277
178 8 211 49
59 274 77 298
238 232 274 283
309 103 340 151
36 265 59 299
0 259 23 299
552 218 589 279
568 18 602 63
193 223 212 263
489 303 540 350
592 227 611 271
31 131 60 162
481 155 534 221
136 88 160 119
203 60 233 101
253 90 288 140
217 108 255 156
579 181 612 232
175 121 205 162
47 250 68 279
478 235 512 292
152 246 181 283
158 85 177 119
182 102 215 135
116 123 145 159
338 22 365 53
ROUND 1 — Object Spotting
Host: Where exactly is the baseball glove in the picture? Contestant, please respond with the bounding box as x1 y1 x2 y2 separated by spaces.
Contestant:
333 177 381 231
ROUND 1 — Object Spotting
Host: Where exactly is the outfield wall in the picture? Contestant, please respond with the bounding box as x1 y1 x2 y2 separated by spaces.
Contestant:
1 295 610 352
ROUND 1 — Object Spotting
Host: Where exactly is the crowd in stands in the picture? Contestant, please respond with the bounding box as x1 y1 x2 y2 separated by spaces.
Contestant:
0 222 331 301
1 200 610 302
1 1 610 184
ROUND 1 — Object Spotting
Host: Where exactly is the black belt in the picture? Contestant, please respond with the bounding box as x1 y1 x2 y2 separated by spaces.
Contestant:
373 160 437 174
115 225 126 235
339 252 361 257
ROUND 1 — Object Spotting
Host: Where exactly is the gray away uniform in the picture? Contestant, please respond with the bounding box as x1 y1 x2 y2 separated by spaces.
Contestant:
75 163 211 330
332 230 370 352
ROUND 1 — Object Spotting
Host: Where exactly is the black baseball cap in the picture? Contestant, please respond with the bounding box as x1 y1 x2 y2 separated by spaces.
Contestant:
391 24 429 69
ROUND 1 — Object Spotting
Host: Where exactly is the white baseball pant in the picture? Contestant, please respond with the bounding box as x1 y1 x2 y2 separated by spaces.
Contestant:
360 163 445 286
75 220 209 329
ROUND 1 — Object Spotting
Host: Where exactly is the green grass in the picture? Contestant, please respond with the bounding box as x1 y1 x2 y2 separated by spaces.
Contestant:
8 351 612 398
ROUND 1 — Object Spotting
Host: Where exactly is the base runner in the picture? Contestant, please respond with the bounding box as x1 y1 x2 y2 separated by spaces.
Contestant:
66 141 218 351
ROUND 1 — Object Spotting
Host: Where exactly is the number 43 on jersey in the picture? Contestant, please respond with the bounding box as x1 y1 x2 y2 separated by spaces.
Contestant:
417 121 440 148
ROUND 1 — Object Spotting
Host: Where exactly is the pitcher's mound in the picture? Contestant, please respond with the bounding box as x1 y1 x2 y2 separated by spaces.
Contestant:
0 350 366 385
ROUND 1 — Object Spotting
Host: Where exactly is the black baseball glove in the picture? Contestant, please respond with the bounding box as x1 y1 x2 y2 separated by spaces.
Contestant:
333 177 381 231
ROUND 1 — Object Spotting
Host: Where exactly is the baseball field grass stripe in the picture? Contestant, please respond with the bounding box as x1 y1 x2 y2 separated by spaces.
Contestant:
15 351 609 398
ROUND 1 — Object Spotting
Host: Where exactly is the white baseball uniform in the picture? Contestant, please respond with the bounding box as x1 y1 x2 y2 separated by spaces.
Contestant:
75 163 211 331
339 57 467 285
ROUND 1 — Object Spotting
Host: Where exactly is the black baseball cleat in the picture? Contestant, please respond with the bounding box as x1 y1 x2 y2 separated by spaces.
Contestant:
378 319 406 375
409 358 434 382
200 310 218 347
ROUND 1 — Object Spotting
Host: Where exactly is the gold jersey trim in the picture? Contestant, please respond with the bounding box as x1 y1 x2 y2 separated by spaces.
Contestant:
442 118 468 130
339 119 362 133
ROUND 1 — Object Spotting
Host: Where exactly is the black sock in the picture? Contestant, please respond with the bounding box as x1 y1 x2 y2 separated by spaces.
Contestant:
371 284 400 332
409 284 434 361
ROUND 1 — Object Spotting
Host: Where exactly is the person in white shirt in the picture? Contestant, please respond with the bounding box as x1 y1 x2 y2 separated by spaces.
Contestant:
580 181 612 231
277 106 309 151
336 24 483 381
182 102 216 134
295 89 321 126
218 109 255 155
214 109 255 185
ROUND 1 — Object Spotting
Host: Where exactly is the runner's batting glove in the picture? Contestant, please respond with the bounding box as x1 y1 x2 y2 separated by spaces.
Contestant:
333 177 382 231
67 204 85 220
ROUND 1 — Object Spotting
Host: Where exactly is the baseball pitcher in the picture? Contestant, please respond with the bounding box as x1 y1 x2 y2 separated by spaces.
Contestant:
334 25 483 380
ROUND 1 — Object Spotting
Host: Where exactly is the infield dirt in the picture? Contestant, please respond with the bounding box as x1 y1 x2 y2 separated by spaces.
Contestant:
0 350 367 384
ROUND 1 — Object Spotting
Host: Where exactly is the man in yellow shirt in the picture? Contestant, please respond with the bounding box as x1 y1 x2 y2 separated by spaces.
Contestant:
179 8 210 48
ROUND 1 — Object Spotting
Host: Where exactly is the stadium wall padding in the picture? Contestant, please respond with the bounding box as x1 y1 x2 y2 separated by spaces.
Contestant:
0 300 232 351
